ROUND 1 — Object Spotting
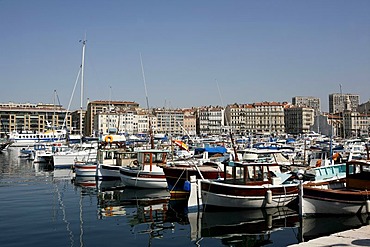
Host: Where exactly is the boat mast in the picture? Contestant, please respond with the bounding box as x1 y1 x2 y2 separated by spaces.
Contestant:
140 53 154 149
80 38 86 139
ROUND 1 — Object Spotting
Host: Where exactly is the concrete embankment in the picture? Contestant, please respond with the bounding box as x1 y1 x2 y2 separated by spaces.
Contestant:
288 225 370 247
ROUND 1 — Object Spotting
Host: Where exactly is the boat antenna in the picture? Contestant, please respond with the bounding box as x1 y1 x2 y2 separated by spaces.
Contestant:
140 53 154 149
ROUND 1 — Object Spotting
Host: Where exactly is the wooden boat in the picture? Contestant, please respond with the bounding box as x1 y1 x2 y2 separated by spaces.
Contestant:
95 142 137 181
119 149 170 189
301 159 370 215
163 148 231 199
74 159 97 177
200 158 299 209
163 161 227 199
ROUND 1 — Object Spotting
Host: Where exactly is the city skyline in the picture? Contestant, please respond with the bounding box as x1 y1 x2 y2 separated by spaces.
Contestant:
1 1 370 112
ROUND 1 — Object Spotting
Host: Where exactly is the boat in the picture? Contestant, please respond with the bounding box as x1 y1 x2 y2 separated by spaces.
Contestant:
199 151 299 209
96 145 137 180
8 128 67 147
52 142 97 169
74 158 98 177
163 150 230 199
119 149 170 189
300 159 370 215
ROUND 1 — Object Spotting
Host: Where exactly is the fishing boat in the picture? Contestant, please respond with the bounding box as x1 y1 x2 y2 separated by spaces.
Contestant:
96 144 137 180
163 149 230 199
200 152 299 209
119 149 170 189
300 159 370 215
74 158 98 177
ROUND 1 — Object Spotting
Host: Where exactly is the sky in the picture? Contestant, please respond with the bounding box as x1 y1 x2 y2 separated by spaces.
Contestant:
1 0 370 112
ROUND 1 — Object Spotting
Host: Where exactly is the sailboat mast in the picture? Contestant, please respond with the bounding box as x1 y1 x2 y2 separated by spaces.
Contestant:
140 53 154 149
80 39 86 137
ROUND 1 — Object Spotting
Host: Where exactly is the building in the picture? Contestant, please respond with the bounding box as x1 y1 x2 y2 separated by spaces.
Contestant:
357 100 370 115
344 111 369 138
225 102 287 135
197 106 225 136
311 113 342 137
70 109 86 135
251 102 287 134
284 106 314 134
0 102 71 137
292 96 321 115
182 109 197 136
152 108 184 136
85 100 140 136
329 93 359 114
94 109 136 135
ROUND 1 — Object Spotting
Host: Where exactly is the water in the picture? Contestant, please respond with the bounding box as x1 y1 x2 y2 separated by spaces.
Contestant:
0 147 368 247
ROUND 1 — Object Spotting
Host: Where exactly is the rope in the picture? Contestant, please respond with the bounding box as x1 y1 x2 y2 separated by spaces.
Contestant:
169 168 186 192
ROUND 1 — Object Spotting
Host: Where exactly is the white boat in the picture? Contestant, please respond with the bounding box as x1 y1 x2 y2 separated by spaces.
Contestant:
52 142 97 169
119 149 170 189
8 129 67 147
96 147 137 180
74 159 98 177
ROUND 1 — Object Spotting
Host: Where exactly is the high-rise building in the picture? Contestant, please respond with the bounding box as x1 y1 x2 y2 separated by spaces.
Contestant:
329 93 359 114
292 96 321 115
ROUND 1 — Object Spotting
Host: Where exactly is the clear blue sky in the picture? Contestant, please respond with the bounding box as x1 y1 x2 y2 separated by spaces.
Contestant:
1 0 370 112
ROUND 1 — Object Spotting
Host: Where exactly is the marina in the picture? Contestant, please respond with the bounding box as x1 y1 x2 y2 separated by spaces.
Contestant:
1 143 370 247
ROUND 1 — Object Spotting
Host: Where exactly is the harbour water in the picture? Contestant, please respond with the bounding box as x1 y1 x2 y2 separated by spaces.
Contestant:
1 147 369 247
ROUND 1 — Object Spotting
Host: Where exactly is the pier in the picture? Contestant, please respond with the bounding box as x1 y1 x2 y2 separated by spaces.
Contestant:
289 224 370 247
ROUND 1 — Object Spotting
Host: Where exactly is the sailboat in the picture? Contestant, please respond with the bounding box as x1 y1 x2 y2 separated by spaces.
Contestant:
53 38 99 169
118 54 169 189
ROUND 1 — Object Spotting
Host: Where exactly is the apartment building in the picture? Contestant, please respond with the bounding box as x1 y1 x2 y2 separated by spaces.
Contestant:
225 102 287 135
292 96 321 115
329 93 359 114
0 102 71 137
284 106 315 134
85 100 139 136
197 106 225 136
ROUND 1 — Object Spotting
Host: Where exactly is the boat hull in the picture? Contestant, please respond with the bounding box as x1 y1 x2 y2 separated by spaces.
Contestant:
302 197 368 215
302 180 370 215
96 164 121 180
200 180 298 209
74 162 97 177
119 167 167 189
163 164 225 195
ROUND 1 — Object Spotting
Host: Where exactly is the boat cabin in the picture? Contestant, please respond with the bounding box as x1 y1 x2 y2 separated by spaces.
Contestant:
136 149 169 169
346 160 370 190
223 160 291 186
97 148 137 166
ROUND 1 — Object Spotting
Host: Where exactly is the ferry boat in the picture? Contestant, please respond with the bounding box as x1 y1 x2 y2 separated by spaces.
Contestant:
8 128 67 147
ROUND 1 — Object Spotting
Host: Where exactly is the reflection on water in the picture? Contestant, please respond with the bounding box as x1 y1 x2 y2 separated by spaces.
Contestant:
1 147 369 247
300 214 370 242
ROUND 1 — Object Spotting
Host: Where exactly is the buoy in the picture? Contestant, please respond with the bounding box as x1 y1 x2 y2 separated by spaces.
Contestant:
266 190 272 204
105 135 113 143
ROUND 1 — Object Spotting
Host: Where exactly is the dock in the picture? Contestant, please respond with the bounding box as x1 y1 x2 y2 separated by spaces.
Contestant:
288 224 370 247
